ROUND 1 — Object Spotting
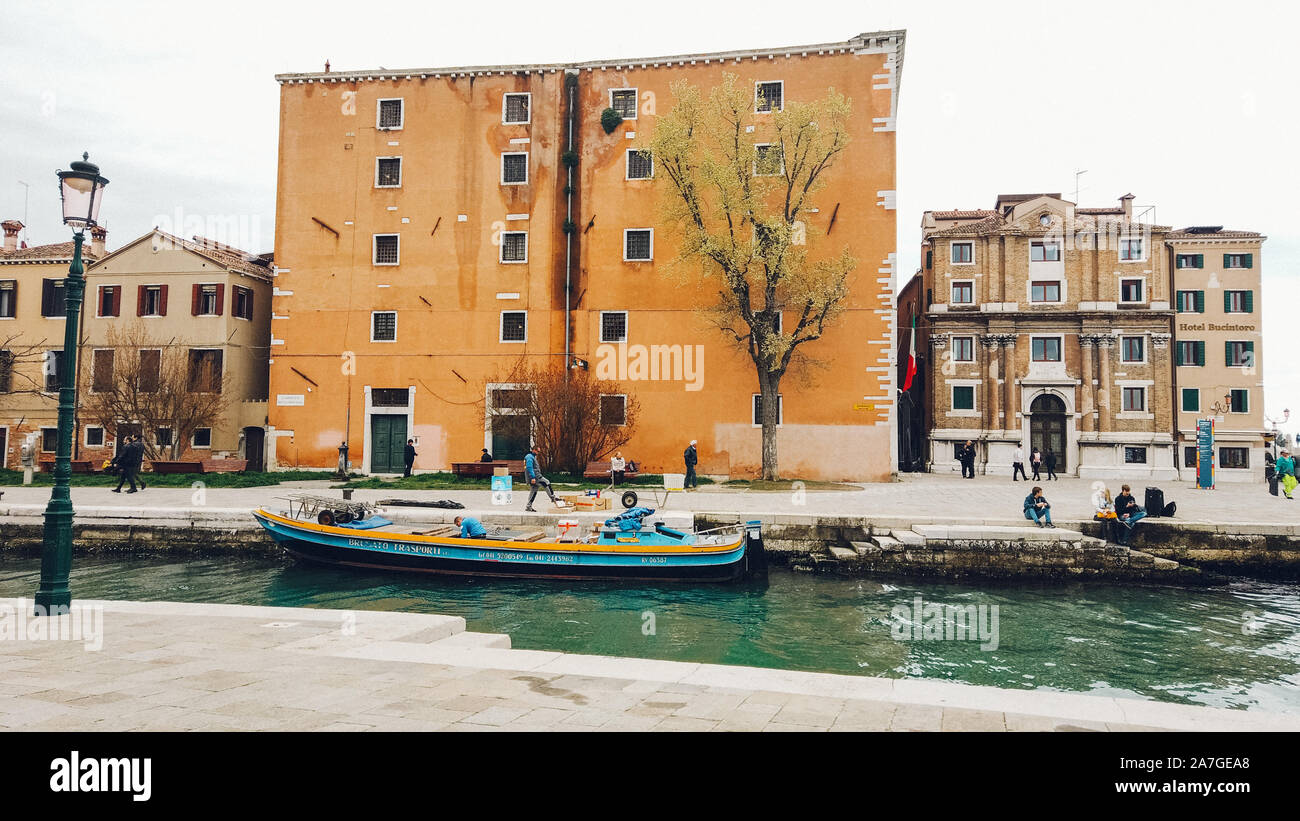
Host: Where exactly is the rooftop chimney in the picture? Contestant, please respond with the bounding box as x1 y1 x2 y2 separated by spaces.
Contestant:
324 59 330 72
1120 193 1135 220
1 220 22 252
90 225 107 258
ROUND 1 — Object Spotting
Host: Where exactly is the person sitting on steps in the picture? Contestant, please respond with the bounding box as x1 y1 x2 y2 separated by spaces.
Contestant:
1024 485 1055 528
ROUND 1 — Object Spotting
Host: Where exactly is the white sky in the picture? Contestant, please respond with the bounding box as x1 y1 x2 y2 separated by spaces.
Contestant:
3 0 1297 432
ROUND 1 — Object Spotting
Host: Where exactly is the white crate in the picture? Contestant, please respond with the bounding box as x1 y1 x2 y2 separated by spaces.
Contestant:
663 473 686 490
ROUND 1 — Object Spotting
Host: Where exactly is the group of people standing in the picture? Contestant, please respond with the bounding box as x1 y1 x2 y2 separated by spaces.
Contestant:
956 440 1057 481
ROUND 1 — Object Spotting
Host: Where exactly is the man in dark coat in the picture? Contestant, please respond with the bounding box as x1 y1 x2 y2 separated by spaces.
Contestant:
684 440 699 489
480 448 493 462
1044 450 1058 481
958 440 976 479
403 439 416 477
113 435 144 493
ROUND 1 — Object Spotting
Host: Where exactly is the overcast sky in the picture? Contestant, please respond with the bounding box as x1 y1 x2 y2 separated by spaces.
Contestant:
3 0 1296 430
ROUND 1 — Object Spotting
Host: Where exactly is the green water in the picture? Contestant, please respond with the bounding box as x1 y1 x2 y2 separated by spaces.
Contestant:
2 556 1297 713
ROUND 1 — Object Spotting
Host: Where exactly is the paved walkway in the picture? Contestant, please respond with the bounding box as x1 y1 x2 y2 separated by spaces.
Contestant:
2 599 1294 732
0 473 1290 526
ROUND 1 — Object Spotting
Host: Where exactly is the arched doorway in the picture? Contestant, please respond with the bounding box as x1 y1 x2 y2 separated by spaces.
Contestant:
1029 394 1067 471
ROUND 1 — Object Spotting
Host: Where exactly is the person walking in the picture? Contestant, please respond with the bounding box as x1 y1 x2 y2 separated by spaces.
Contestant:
958 440 976 479
1012 443 1028 482
1279 450 1297 500
1030 447 1043 480
1023 485 1055 528
403 439 416 478
1044 450 1058 481
113 435 143 494
523 446 559 512
684 440 699 489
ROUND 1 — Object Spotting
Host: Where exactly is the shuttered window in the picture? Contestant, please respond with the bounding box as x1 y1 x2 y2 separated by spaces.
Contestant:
0 280 16 318
139 349 161 393
1224 290 1253 313
92 349 114 393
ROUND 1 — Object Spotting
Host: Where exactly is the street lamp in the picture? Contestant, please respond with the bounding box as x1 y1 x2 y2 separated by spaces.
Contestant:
33 154 107 615
1208 393 1233 416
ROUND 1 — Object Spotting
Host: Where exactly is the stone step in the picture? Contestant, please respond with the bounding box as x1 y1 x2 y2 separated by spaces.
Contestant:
432 631 512 650
849 540 881 557
911 523 1083 542
873 534 904 552
894 529 927 548
827 545 858 561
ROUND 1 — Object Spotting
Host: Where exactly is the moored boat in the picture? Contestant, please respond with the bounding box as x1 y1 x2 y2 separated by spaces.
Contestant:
252 494 764 582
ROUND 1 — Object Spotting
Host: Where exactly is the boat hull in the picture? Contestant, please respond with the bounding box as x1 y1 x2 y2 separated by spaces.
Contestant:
253 510 752 583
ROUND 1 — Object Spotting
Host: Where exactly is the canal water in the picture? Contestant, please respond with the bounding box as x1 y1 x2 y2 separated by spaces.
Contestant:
2 556 1297 713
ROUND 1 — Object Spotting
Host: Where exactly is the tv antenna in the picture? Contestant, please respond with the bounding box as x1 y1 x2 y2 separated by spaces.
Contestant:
1073 170 1087 204
17 181 29 244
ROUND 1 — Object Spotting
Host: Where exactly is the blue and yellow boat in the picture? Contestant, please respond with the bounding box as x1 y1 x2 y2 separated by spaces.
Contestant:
252 496 764 582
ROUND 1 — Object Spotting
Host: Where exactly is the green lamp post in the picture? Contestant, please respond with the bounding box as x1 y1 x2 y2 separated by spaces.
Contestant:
33 153 108 615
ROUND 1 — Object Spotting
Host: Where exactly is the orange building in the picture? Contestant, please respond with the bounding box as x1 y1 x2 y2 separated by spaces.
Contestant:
270 30 904 480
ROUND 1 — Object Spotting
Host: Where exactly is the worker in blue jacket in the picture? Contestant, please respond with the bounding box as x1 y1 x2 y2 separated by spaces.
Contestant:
454 516 487 539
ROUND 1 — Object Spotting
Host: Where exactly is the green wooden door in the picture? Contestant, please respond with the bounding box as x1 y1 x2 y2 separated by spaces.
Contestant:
369 414 407 474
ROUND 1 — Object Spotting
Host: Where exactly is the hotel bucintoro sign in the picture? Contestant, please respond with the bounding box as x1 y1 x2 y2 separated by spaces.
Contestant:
1178 323 1257 332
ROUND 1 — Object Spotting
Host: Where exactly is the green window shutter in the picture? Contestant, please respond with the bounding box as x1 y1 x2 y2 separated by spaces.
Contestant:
1225 341 1232 366
1246 341 1255 357
1195 291 1204 313
1196 341 1205 366
1244 253 1253 269
1196 254 1204 268
1224 291 1232 312
1223 254 1231 268
1245 291 1254 313
1175 344 1183 366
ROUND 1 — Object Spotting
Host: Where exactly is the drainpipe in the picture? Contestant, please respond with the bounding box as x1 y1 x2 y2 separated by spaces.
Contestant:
564 70 577 377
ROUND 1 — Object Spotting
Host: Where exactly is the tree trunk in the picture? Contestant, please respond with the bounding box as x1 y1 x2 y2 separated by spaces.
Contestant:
758 370 781 480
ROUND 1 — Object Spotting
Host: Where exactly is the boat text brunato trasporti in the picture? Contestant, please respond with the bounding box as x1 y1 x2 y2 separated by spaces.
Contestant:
252 494 766 582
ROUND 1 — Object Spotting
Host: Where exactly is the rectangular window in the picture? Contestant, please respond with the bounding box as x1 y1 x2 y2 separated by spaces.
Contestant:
1122 386 1146 412
1176 254 1204 269
371 311 397 342
500 311 527 343
1220 447 1250 469
952 385 975 411
41 279 67 317
0 280 14 318
192 428 212 448
375 157 402 187
85 426 104 447
950 281 973 304
187 349 223 393
1119 279 1144 302
1224 290 1252 313
197 284 219 316
610 88 638 119
624 229 653 262
626 149 653 180
1231 389 1249 413
97 284 120 317
1030 241 1061 262
952 336 974 362
377 98 403 130
600 311 627 343
44 350 66 392
373 234 400 266
1031 338 1062 362
1030 281 1060 302
501 152 528 185
951 242 973 264
1121 336 1144 363
1119 238 1144 261
1182 388 1200 413
372 389 409 407
156 427 173 448
1177 340 1205 367
1176 290 1203 313
92 349 114 393
755 81 784 113
1124 446 1148 464
139 284 165 316
139 349 161 393
500 231 528 263
0 350 13 392
1224 253 1252 269
1184 446 1197 468
502 93 531 125
753 144 784 176
233 286 253 320
1226 341 1254 367
600 394 627 426
41 428 58 453
752 393 784 426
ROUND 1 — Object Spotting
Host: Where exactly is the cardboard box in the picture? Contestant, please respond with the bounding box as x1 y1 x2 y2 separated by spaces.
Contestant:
493 466 509 477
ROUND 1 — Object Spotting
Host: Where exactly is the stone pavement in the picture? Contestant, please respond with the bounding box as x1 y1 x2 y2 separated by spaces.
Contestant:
0 472 1290 527
1 599 1296 732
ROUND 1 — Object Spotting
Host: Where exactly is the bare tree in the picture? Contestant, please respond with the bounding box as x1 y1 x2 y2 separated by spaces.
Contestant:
0 332 66 395
647 73 856 479
80 321 231 461
486 359 641 476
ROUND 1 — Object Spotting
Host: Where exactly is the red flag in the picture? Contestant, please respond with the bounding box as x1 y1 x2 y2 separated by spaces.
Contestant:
902 313 917 392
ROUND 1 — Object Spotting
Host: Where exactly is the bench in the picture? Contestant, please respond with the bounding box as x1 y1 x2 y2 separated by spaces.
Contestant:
150 460 204 474
450 460 526 480
36 457 95 474
583 461 640 481
202 459 248 474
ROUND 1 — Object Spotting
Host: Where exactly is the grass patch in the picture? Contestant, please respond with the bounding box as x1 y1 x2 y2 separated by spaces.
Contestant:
339 472 716 491
0 469 352 488
721 478 861 492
